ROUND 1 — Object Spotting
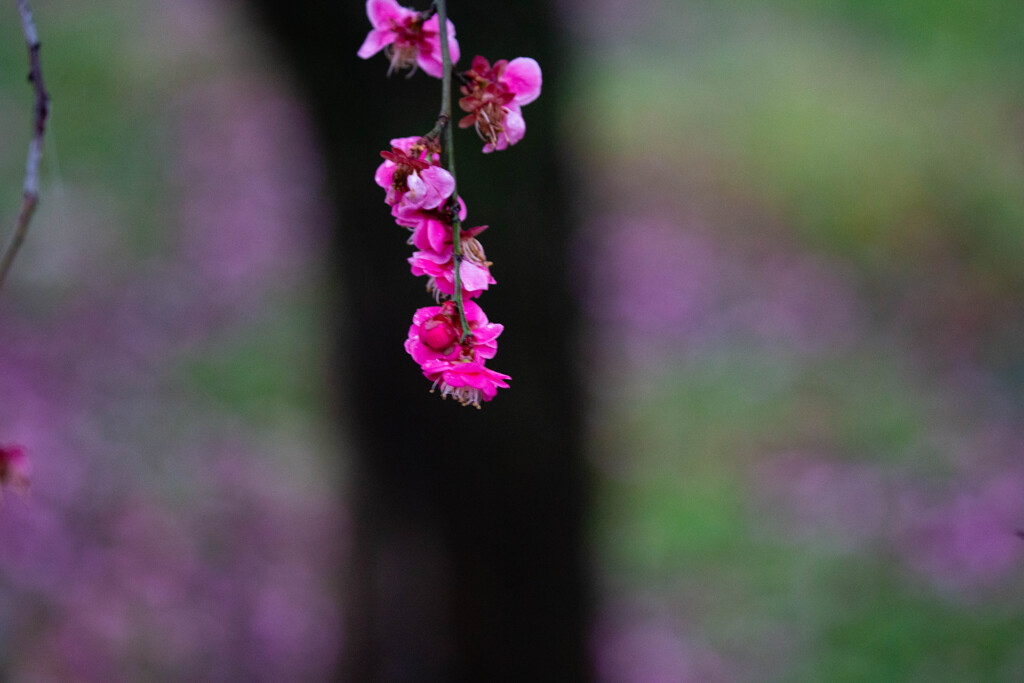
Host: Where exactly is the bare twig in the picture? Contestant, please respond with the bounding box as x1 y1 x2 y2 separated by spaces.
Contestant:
0 0 50 292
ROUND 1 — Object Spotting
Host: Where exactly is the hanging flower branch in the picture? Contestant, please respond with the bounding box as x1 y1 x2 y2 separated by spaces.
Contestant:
358 0 542 408
0 0 51 293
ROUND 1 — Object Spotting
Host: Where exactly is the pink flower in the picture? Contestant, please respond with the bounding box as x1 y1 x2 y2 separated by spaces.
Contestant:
404 300 503 368
408 236 495 300
405 300 508 408
459 56 542 152
397 204 484 254
0 444 30 496
421 358 511 407
357 0 460 78
401 165 455 211
375 138 454 211
401 209 452 252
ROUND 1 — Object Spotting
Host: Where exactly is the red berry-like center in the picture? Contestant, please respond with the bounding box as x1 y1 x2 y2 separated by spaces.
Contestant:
420 317 458 351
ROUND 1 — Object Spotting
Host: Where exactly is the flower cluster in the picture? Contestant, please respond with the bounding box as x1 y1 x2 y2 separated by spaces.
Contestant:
0 443 29 497
359 0 541 406
405 300 510 405
374 135 497 302
373 134 508 407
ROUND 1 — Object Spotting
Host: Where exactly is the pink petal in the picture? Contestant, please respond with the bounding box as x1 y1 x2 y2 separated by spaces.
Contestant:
367 0 409 28
503 107 526 145
502 57 542 105
373 160 395 189
411 305 443 325
462 299 486 324
485 107 526 153
417 53 445 79
389 135 423 151
472 322 503 345
427 219 448 253
460 261 492 293
413 249 451 266
404 170 450 211
445 21 460 65
418 17 459 78
420 166 455 201
357 28 394 59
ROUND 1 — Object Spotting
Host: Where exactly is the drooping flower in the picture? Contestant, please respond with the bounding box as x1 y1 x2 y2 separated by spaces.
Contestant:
408 235 496 300
421 358 511 407
459 56 542 153
357 0 460 78
0 444 29 496
405 300 510 406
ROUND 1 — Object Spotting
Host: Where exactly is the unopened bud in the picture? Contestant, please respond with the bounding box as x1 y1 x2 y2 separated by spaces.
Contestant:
420 316 458 351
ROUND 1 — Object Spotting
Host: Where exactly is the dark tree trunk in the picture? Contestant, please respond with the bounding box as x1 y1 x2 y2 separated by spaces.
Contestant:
245 2 590 680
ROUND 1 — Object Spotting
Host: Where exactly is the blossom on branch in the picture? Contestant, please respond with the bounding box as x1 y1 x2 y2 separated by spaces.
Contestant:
376 137 454 211
404 299 502 366
396 201 469 253
357 0 460 78
359 1 525 406
459 56 542 153
408 236 496 300
404 301 509 407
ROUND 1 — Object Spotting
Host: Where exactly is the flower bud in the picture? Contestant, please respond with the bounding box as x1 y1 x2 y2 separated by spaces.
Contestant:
419 315 458 351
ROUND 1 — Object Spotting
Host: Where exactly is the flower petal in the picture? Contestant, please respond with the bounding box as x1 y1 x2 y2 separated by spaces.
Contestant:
427 218 448 253
366 0 407 28
357 28 394 59
460 260 492 294
502 57 542 105
374 160 395 190
419 166 455 203
462 299 485 323
389 135 423 152
445 22 460 65
503 107 526 145
418 16 459 78
417 53 445 79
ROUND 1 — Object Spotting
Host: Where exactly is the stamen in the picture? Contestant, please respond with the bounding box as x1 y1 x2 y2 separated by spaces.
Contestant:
438 382 482 408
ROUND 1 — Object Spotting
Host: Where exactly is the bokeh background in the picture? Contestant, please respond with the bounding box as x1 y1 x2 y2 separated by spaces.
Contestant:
3 0 1024 680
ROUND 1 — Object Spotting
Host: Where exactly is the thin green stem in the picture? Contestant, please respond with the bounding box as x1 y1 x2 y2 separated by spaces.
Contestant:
433 0 471 343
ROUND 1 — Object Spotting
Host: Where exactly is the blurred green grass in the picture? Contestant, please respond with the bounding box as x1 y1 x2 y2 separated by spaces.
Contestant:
573 2 1024 284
